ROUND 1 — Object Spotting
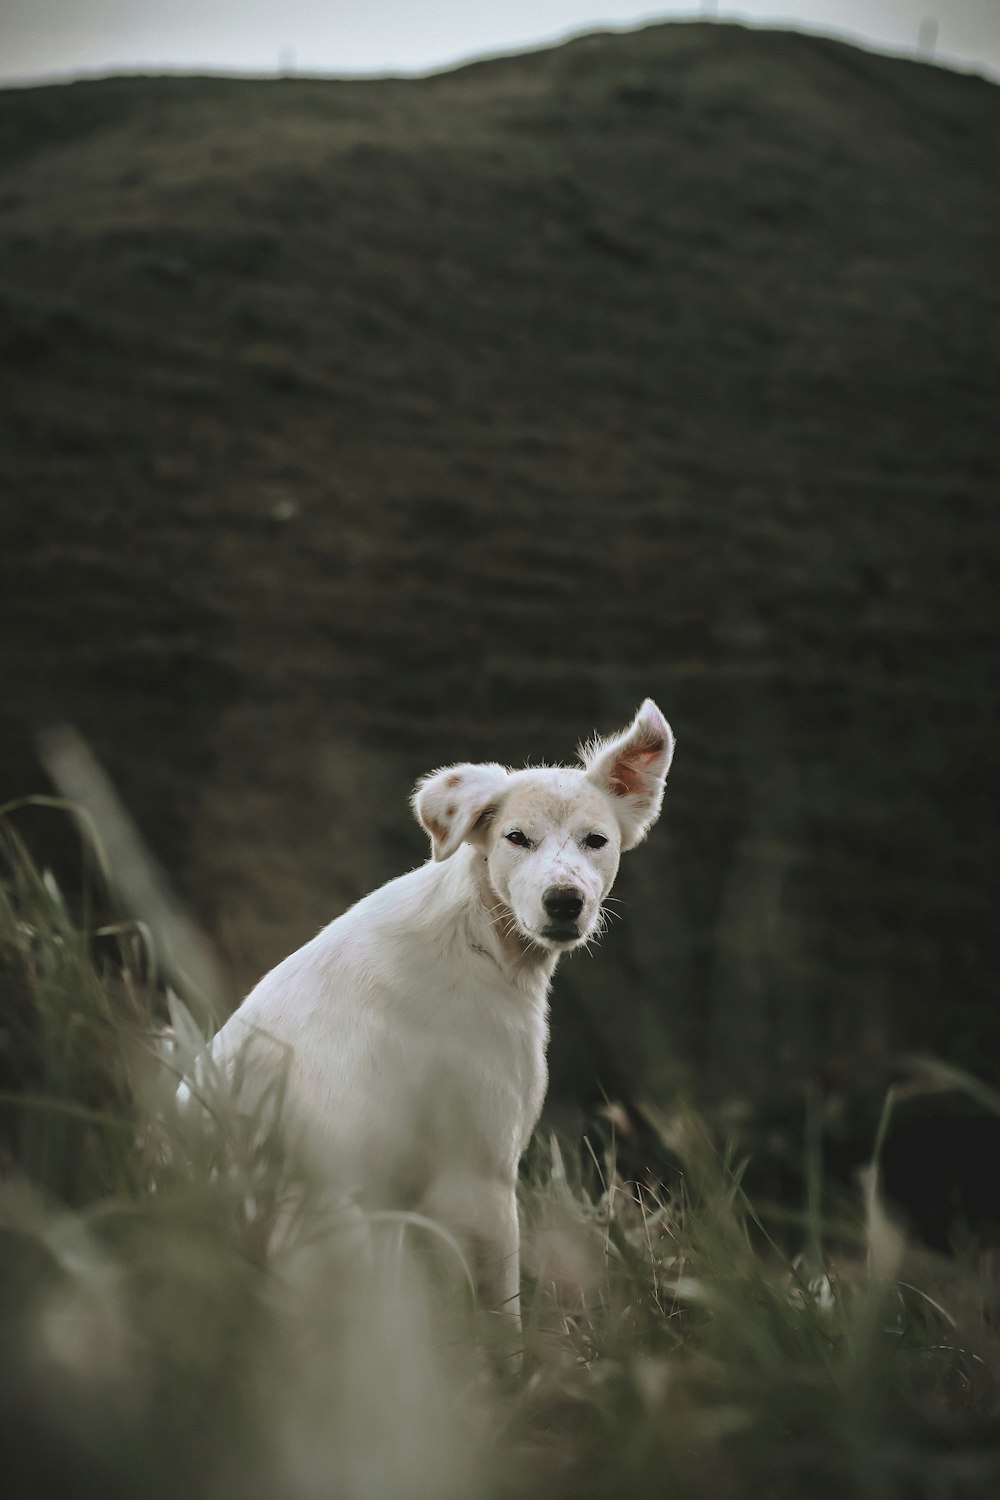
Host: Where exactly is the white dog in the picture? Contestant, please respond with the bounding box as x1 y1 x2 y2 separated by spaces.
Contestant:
203 699 674 1331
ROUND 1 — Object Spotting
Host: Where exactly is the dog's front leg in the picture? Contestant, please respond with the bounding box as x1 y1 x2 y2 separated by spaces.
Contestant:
423 1173 523 1364
472 1180 523 1376
476 1181 521 1329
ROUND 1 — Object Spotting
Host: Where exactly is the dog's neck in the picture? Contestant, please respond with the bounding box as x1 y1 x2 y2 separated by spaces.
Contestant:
458 848 558 991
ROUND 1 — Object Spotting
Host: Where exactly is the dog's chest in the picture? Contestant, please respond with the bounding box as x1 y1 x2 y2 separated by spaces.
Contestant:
429 969 549 1168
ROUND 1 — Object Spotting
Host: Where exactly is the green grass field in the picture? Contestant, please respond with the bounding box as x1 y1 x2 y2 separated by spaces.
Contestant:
2 803 999 1499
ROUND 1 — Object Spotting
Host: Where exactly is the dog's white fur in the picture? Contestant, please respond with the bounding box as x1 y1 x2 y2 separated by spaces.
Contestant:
203 700 674 1328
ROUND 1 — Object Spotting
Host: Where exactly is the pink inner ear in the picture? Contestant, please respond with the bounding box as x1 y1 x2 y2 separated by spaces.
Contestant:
609 740 666 798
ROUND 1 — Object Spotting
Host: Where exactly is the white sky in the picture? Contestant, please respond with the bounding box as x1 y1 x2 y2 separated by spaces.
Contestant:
1 1 998 87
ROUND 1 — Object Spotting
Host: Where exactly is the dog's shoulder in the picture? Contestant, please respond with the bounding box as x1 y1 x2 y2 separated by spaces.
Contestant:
227 857 447 1024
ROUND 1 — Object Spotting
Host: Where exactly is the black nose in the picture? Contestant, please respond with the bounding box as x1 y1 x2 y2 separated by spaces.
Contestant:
543 887 584 922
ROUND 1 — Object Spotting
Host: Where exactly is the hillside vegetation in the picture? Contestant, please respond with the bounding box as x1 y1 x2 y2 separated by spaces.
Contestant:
0 23 998 1111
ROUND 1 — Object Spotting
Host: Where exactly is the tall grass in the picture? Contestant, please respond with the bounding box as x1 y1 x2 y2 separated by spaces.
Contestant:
2 804 999 1499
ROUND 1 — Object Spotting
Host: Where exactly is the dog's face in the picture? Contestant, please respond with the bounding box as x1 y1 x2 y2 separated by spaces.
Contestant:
481 770 623 951
413 699 675 954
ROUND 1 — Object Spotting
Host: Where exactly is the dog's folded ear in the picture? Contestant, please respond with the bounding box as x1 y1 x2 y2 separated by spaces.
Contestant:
412 762 511 861
580 698 675 850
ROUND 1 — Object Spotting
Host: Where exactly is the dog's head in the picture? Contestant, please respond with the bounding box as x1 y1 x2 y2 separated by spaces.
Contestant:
412 699 674 953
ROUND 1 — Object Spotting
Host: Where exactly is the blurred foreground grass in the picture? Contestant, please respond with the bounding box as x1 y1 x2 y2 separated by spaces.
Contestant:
2 803 1000 1499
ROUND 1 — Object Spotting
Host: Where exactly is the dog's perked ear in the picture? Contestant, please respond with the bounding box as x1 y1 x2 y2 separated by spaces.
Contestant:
412 762 511 861
580 698 675 851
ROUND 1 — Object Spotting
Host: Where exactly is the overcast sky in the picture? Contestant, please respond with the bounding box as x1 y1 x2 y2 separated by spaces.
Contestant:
1 1 998 87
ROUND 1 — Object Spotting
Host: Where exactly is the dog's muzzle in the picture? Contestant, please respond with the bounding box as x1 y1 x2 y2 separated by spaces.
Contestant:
541 886 585 942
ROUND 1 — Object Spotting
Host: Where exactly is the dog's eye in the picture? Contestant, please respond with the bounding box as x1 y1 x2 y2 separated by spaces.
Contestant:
505 830 532 849
583 833 608 850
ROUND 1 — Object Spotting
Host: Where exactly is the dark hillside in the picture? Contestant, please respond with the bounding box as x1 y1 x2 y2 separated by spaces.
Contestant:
1 22 998 1112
